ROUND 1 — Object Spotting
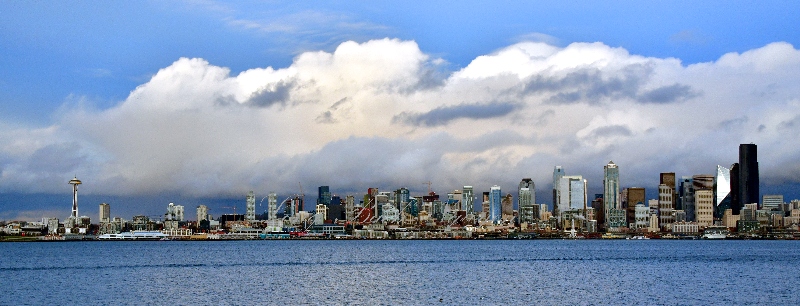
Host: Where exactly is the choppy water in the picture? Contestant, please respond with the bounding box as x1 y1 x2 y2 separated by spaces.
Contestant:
1 240 799 305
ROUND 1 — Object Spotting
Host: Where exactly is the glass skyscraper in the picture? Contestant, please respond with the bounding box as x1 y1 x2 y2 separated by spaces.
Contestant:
489 185 502 224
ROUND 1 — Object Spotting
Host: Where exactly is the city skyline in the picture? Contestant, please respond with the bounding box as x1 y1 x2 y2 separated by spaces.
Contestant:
2 2 800 220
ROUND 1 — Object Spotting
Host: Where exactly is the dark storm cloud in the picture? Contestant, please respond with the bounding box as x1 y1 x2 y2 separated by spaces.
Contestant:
392 102 519 127
637 83 700 104
246 79 295 107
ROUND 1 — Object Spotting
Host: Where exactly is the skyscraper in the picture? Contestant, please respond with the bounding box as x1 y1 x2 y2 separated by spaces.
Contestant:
659 172 676 230
738 143 759 212
715 165 732 219
197 204 209 222
462 186 474 212
552 166 565 217
489 185 502 224
99 203 110 223
625 187 645 226
558 176 586 213
246 191 256 221
267 192 277 220
518 178 535 224
603 161 620 225
318 186 331 206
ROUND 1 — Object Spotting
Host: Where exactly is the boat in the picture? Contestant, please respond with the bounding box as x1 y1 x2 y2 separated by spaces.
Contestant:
627 235 650 240
97 231 169 241
702 227 729 239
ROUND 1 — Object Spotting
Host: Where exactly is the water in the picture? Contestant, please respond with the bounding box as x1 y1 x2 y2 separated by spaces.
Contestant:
1 240 799 305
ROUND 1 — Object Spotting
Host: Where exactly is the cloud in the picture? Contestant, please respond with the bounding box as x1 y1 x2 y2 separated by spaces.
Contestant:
392 102 519 127
3 39 800 215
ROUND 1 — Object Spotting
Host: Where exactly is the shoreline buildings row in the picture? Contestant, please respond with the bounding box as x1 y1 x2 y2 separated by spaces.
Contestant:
4 143 800 239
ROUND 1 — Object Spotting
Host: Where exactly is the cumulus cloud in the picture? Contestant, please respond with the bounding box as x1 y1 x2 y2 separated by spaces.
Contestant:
2 39 800 212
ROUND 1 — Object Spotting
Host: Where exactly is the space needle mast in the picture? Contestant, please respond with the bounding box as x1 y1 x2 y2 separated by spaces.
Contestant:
69 176 82 219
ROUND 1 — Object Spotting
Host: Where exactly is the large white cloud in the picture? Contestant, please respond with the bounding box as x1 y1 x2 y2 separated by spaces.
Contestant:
2 39 800 202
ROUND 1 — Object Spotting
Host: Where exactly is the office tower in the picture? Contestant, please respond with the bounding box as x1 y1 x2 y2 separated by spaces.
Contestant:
762 195 784 211
68 177 82 221
518 178 535 224
318 186 331 206
519 178 535 208
558 176 587 214
715 165 732 219
502 194 514 222
552 166 565 217
99 203 110 223
688 174 714 222
592 194 604 226
738 144 759 212
625 187 645 226
246 191 256 221
658 172 676 230
603 161 620 213
345 195 355 222
489 186 502 224
695 189 714 227
197 204 209 222
267 192 277 220
462 186 474 212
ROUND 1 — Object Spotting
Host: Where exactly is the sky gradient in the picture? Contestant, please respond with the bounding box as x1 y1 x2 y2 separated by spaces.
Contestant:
2 1 800 220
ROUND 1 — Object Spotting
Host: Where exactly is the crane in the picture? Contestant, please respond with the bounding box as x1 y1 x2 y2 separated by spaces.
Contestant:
423 181 432 194
222 206 237 216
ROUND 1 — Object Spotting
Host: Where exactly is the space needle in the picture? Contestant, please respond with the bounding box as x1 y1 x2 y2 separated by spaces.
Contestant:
69 176 82 220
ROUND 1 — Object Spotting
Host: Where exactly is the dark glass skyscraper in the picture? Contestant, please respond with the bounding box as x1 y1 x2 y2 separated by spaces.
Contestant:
738 144 759 211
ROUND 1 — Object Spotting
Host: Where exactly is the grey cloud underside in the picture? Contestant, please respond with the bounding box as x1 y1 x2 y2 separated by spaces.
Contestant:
392 102 520 127
522 64 700 104
585 125 633 139
778 115 800 130
246 79 296 107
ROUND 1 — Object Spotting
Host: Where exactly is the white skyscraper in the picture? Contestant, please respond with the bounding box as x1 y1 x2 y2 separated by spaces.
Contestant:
246 191 256 221
462 186 474 212
267 192 278 220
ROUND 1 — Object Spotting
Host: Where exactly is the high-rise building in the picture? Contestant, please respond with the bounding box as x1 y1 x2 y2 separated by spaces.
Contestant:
762 194 784 211
246 191 256 221
603 161 620 213
197 204 209 222
267 192 277 220
715 165 732 219
99 203 110 223
345 195 355 222
695 189 714 227
318 186 331 206
462 186 474 212
558 176 587 214
689 174 714 222
625 187 645 226
552 166 565 217
518 178 535 224
659 173 676 230
489 186 502 224
738 143 759 212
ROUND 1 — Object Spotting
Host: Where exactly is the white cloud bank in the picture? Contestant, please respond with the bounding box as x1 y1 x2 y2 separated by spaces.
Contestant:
2 38 800 200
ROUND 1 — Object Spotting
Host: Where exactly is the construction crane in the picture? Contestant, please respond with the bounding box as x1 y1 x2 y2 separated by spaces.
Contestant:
423 181 432 194
222 206 237 216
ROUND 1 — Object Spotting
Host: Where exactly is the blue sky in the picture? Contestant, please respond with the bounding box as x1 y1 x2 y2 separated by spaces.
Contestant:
1 1 799 220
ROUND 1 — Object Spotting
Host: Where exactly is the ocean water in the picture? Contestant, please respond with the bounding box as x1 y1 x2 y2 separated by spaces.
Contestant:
1 240 799 305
